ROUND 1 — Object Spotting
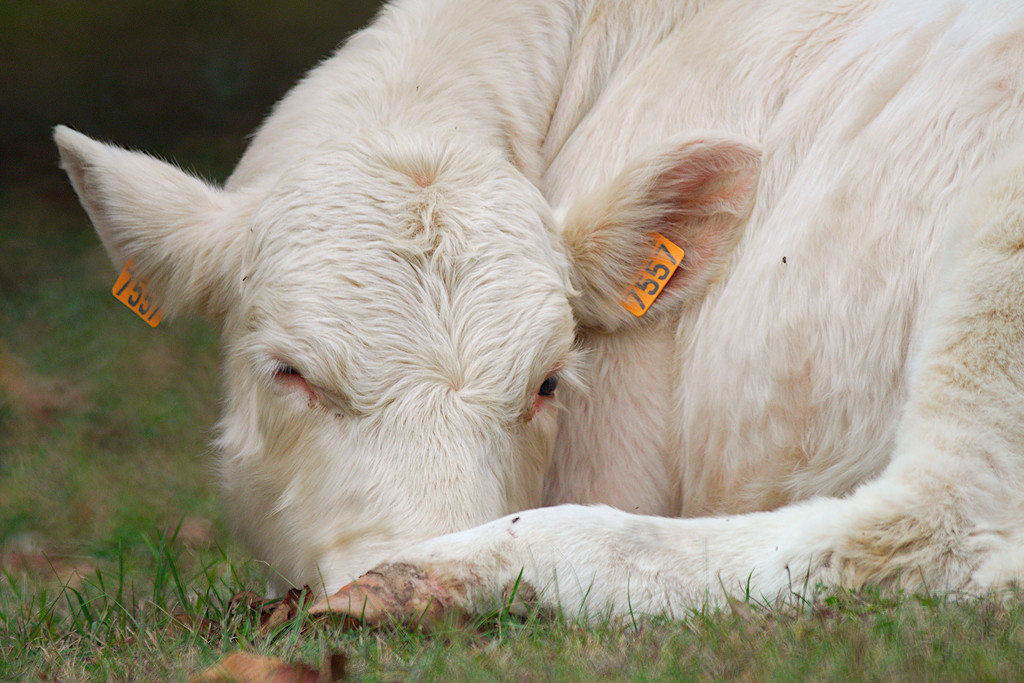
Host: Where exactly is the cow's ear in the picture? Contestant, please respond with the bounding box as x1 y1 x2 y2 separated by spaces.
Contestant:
54 126 251 322
561 131 760 330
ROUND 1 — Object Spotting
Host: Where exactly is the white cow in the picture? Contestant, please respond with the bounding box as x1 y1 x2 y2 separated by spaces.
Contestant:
55 0 1024 621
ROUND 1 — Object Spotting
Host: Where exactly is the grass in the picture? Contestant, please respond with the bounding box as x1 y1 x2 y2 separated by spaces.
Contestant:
3 550 1024 681
3 148 1024 681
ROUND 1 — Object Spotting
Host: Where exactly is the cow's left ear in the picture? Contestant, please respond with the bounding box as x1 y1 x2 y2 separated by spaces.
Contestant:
561 131 760 330
54 126 254 322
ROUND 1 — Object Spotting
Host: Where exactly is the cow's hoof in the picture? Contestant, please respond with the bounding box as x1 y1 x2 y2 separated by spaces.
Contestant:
309 562 464 629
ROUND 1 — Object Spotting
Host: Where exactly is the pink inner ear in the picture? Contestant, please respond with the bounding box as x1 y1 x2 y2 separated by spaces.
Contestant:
562 132 760 329
658 152 761 219
637 141 760 307
655 210 747 302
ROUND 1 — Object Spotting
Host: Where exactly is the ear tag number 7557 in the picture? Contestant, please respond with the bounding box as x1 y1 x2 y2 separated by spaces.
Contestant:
620 233 685 317
112 259 163 327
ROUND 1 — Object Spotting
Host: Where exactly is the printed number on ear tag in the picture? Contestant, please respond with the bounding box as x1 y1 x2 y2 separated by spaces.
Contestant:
112 260 163 328
620 233 685 317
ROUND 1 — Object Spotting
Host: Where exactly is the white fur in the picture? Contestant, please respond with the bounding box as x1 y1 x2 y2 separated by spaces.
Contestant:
56 0 1024 613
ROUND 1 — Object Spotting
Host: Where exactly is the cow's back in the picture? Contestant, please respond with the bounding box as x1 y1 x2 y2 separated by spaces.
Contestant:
543 0 1024 515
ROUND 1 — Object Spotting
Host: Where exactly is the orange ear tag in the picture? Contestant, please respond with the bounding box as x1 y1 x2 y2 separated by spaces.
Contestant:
112 259 163 328
620 233 685 317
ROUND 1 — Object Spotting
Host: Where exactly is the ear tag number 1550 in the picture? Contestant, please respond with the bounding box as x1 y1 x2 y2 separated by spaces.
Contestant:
620 233 685 317
112 260 163 328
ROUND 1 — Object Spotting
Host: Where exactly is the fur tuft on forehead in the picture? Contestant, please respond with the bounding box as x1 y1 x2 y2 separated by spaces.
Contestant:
391 178 467 261
372 130 533 262
245 128 557 271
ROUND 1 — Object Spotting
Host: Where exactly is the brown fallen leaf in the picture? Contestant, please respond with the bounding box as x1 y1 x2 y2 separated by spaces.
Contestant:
0 551 95 590
190 651 345 683
725 594 769 631
226 586 316 637
166 516 216 548
0 342 86 422
228 591 265 612
324 654 346 680
165 612 221 641
308 563 465 631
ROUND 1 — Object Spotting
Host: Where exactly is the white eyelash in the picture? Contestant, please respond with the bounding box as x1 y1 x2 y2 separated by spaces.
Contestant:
546 346 588 413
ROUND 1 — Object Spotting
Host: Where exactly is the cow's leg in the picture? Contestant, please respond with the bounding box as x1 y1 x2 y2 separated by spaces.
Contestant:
310 501 847 622
313 150 1024 624
313 471 1020 625
859 145 1024 591
312 470 1013 623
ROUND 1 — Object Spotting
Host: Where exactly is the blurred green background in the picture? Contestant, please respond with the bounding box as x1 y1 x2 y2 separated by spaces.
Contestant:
0 0 381 567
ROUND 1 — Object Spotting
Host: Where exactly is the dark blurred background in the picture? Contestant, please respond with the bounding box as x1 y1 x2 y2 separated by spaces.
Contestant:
1 0 384 184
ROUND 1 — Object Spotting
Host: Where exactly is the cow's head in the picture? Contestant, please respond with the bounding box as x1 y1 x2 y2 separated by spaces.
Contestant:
55 125 758 591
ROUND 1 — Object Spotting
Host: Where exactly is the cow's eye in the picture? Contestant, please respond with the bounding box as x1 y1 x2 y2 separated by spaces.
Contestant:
275 364 301 377
538 374 559 397
273 362 316 402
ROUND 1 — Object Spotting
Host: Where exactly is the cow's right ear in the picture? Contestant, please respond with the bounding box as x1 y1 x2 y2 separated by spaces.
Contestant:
560 131 760 331
54 126 251 322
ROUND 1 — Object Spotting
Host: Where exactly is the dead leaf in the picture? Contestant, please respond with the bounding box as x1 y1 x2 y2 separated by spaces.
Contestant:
261 600 294 634
226 586 316 637
0 342 86 422
264 586 313 634
139 341 181 385
0 551 95 590
228 591 265 612
725 594 767 629
190 651 345 683
308 564 464 631
165 612 220 641
165 516 216 548
324 654 346 681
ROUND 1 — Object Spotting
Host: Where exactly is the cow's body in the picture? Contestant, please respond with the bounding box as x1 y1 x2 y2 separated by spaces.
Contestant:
56 0 1024 617
546 0 1024 517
